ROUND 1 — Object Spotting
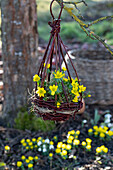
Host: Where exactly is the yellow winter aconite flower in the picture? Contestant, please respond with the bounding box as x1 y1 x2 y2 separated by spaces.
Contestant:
21 139 25 144
50 141 54 145
49 153 53 157
5 145 10 151
66 144 72 150
21 155 26 160
108 130 113 136
71 88 79 95
22 142 27 147
67 139 72 144
54 70 65 79
72 96 78 103
81 141 86 146
88 128 93 133
68 135 74 141
79 85 86 93
26 139 31 143
29 142 33 146
61 150 67 156
57 142 63 148
62 144 66 149
63 78 68 82
76 130 80 135
96 147 102 153
71 82 79 90
44 63 50 68
17 161 22 167
103 147 108 153
86 138 92 144
33 74 40 82
73 139 80 145
36 87 46 97
57 102 61 108
55 148 61 153
34 156 38 160
100 133 105 138
28 156 33 161
26 159 30 163
28 164 33 168
94 131 98 136
93 125 98 130
62 67 67 71
49 85 58 95
88 94 91 97
86 145 91 150
32 138 36 142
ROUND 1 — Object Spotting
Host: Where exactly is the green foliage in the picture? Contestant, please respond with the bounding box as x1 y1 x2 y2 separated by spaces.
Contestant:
91 109 101 125
14 109 56 132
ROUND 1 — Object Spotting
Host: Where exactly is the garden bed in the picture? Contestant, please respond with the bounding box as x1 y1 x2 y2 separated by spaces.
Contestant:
0 104 113 169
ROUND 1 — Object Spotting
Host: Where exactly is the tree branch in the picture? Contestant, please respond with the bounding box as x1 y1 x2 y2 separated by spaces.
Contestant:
56 0 113 55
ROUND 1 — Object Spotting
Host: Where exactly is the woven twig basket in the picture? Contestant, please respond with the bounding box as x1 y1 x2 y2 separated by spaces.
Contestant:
31 0 83 121
65 48 113 105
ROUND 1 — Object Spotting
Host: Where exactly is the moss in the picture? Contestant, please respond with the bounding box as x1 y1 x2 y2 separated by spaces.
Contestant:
14 109 56 132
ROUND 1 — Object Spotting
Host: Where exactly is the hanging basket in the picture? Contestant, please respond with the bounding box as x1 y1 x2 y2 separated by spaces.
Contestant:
31 0 89 121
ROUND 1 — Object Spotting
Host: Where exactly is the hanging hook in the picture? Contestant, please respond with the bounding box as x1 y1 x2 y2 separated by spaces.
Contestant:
50 0 64 20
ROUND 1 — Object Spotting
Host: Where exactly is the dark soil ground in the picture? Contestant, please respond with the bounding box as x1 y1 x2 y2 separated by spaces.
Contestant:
0 104 113 170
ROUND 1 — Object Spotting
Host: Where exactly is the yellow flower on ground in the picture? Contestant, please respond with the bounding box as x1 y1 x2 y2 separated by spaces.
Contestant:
94 131 98 136
28 164 33 168
103 147 108 153
21 139 25 144
26 139 31 143
34 156 38 160
36 87 46 97
62 67 67 71
32 138 36 142
88 94 91 97
100 133 105 138
42 139 45 143
93 125 98 130
54 70 65 79
49 85 58 95
103 126 108 131
81 141 86 146
50 141 54 145
28 142 33 146
26 146 29 150
108 130 113 136
67 139 72 144
49 153 53 157
21 155 26 160
17 161 22 167
61 150 67 156
33 74 40 82
68 135 74 141
63 78 68 82
88 128 93 133
86 145 91 150
5 145 10 151
69 130 75 135
76 130 80 135
86 138 92 144
79 85 86 93
66 144 72 150
57 102 61 108
62 144 66 149
73 139 80 145
26 159 30 163
55 148 61 153
22 142 27 147
28 156 33 161
57 142 63 148
96 147 102 154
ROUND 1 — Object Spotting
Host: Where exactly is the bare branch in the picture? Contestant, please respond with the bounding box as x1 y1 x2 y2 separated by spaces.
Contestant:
56 0 113 55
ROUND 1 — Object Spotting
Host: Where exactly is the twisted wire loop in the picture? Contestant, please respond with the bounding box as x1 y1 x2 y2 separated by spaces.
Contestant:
32 0 83 121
